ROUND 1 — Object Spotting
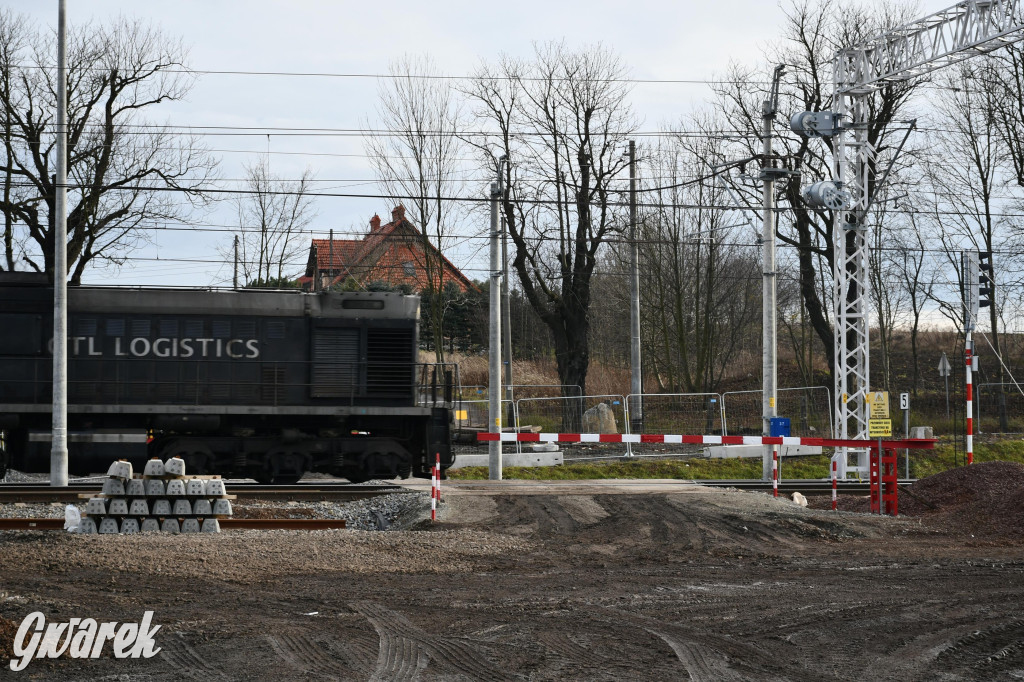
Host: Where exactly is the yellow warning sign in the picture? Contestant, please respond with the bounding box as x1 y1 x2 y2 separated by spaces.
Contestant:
868 418 892 437
455 410 468 420
866 391 890 419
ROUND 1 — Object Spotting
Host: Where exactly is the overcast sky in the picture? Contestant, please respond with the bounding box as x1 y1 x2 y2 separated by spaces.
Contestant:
7 0 953 286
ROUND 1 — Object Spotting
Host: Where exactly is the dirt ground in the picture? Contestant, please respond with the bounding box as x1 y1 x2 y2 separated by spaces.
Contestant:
2 465 1024 680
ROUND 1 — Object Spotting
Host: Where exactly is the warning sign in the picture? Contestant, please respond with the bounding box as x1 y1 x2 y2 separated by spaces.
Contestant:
866 391 890 419
869 418 892 437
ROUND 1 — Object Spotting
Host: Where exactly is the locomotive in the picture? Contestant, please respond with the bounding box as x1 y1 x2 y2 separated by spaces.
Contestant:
0 273 455 483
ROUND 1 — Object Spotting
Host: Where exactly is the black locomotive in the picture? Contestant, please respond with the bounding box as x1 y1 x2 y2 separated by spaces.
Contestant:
0 273 455 482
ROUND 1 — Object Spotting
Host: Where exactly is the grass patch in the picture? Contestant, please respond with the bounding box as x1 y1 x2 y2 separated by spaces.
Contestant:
448 437 1024 480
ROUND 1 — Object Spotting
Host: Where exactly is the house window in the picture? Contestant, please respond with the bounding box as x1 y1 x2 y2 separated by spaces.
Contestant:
403 261 416 277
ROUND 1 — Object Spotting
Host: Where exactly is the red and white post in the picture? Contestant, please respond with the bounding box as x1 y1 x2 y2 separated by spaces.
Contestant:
831 458 838 511
966 332 974 465
772 448 778 498
435 453 442 502
430 460 438 521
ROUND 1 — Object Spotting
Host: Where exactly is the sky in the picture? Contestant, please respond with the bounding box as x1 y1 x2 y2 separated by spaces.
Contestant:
7 0 956 287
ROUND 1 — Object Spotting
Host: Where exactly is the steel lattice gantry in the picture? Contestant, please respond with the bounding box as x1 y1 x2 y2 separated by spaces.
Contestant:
831 0 1024 476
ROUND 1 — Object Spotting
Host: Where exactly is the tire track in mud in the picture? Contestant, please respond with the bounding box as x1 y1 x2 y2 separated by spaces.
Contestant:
647 629 748 682
160 633 233 681
354 601 519 681
536 629 611 662
332 633 379 673
596 606 814 682
265 632 355 678
934 618 1024 678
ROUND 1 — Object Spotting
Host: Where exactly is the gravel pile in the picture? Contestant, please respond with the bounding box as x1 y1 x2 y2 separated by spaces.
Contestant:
0 502 66 519
808 461 1024 540
0 492 431 530
233 492 429 530
1 469 104 484
0 527 529 581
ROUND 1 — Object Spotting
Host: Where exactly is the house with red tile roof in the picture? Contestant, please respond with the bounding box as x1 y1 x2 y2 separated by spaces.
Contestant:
301 205 474 293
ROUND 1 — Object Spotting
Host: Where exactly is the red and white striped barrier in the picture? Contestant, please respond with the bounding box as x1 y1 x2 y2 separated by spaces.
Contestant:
477 433 936 449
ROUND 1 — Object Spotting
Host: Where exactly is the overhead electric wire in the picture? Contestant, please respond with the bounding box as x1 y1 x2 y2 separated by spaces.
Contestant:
6 179 1024 219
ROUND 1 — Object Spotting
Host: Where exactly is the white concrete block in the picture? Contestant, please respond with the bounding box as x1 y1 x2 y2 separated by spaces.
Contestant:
910 426 933 439
143 458 165 477
85 498 108 516
181 518 201 533
449 451 564 469
704 444 824 459
106 460 133 480
164 457 186 476
101 479 125 496
125 479 146 497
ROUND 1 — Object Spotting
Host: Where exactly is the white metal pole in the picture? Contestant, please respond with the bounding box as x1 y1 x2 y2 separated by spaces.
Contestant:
488 159 505 480
761 89 778 482
50 0 69 487
628 140 642 436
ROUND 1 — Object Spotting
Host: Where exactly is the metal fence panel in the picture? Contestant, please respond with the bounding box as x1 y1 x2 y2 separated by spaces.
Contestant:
452 399 520 459
624 393 724 457
722 386 832 438
976 383 1024 433
516 395 628 459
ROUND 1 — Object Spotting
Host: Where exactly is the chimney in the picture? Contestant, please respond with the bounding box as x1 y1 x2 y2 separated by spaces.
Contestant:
391 204 406 224
369 214 381 232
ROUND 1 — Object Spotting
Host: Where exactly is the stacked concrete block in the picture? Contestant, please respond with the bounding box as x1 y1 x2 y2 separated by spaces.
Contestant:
78 458 235 534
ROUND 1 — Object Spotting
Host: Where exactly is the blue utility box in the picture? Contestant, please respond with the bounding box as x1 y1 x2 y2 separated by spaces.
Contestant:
769 417 791 438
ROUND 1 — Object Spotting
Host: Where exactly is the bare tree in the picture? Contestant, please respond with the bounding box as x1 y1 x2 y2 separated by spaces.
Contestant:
365 54 464 363
920 62 1023 429
990 43 1024 187
889 204 934 396
0 12 217 283
712 0 923 377
231 156 316 287
464 42 636 398
640 132 761 394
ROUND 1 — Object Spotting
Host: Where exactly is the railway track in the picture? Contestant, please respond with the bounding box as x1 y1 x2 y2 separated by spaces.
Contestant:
0 482 408 503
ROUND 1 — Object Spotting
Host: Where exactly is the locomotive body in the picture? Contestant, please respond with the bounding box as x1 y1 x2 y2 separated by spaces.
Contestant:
0 274 455 482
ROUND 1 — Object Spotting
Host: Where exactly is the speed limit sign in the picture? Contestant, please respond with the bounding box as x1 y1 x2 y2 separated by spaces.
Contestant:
899 392 909 410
